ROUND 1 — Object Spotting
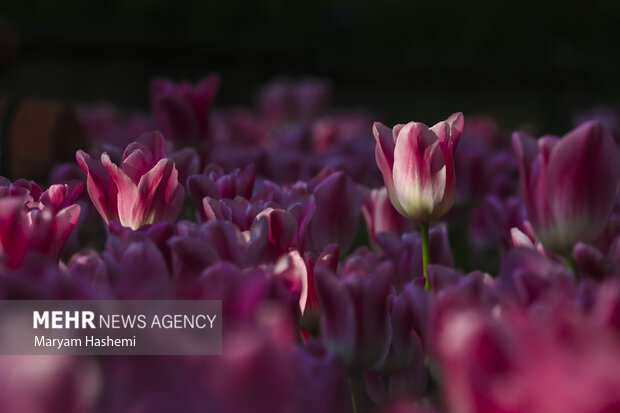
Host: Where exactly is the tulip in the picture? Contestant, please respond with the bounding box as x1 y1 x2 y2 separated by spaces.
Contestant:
376 224 454 290
0 181 82 270
373 112 463 224
315 262 392 372
512 121 620 257
150 74 219 144
432 293 620 413
374 113 463 290
76 131 185 230
305 170 362 253
361 186 417 249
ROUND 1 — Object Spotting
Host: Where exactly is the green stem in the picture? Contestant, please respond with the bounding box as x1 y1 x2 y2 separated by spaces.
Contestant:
564 255 579 279
420 222 430 291
348 375 365 413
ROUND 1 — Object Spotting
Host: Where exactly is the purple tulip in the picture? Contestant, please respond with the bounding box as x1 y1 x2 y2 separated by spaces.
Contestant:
305 170 362 253
76 131 185 230
374 113 464 223
472 195 527 251
294 342 353 413
315 260 392 372
375 224 454 290
150 74 219 144
512 121 620 255
364 283 428 404
102 237 172 299
187 164 256 222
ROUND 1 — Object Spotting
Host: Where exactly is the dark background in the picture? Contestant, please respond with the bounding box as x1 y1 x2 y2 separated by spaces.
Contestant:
1 0 619 134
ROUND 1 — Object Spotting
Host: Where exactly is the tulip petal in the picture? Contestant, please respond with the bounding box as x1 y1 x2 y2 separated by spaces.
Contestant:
374 122 403 214
546 122 620 250
76 150 118 224
102 153 139 228
315 267 356 365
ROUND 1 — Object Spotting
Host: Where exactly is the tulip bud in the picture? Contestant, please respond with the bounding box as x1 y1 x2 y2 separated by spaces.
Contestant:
512 121 620 256
373 113 464 223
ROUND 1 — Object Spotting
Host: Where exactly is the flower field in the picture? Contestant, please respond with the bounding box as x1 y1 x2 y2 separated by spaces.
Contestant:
1 74 620 413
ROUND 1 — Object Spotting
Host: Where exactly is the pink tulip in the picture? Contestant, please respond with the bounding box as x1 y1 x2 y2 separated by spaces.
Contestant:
0 181 82 270
512 121 620 255
374 113 464 223
361 186 417 249
432 293 620 413
76 131 185 230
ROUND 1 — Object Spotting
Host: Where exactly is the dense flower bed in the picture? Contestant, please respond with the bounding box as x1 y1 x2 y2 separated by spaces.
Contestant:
2 74 620 413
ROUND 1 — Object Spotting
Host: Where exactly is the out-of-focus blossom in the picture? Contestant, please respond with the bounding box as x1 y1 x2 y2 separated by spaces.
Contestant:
151 74 220 144
211 109 270 147
67 248 109 287
472 195 527 252
170 147 201 186
168 220 250 279
362 186 417 248
376 224 454 290
102 236 172 299
454 116 518 202
573 234 620 281
258 78 331 124
76 131 185 230
0 257 94 299
305 170 362 253
312 111 373 154
499 247 573 307
374 113 464 223
364 282 428 404
191 167 361 254
187 164 256 222
315 258 392 372
295 342 353 413
432 294 620 413
512 121 620 255
0 355 100 413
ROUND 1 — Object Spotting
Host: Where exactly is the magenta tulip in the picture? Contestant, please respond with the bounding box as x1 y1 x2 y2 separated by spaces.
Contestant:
0 180 83 270
512 121 620 255
76 131 185 230
374 112 464 223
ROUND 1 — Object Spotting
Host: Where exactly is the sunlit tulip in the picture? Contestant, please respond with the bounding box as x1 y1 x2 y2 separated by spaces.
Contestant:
374 113 464 223
76 131 185 230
